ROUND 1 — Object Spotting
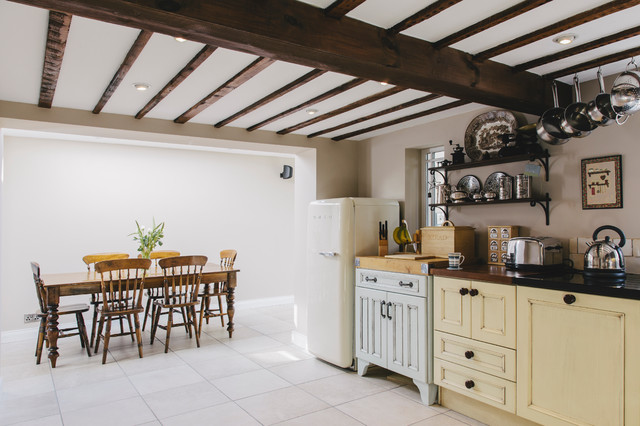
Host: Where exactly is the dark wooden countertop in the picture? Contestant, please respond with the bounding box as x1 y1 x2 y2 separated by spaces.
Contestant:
429 264 530 285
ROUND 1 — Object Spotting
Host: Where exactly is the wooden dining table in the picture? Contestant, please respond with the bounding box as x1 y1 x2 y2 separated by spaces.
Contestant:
42 263 239 367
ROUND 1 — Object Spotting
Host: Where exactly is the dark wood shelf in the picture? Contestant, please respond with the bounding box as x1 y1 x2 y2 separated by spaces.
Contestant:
430 195 550 208
430 150 550 181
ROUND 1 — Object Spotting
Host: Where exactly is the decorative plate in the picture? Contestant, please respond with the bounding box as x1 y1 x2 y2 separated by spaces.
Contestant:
484 171 510 194
464 110 519 161
456 175 482 194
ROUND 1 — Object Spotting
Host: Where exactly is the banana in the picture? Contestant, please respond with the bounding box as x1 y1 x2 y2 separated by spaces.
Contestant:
392 226 404 245
394 220 413 245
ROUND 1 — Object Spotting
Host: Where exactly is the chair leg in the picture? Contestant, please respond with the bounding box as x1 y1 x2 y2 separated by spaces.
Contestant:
198 296 207 338
217 294 225 327
134 313 144 359
102 318 111 364
142 294 152 331
35 317 46 364
180 307 189 333
150 304 162 344
191 306 200 348
94 315 105 354
76 313 92 357
205 285 212 325
165 310 173 353
90 304 99 348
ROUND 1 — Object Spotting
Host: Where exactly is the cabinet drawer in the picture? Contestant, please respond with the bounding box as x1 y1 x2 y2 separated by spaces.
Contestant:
434 358 516 414
434 331 515 381
356 269 427 297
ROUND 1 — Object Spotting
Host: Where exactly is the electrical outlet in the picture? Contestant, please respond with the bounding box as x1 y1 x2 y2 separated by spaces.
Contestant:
24 313 40 323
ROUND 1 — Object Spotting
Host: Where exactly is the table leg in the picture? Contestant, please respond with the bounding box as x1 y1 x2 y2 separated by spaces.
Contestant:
46 287 61 368
226 286 235 338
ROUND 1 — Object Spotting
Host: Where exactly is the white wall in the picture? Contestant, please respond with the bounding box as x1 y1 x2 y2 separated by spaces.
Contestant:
1 134 295 331
362 76 640 271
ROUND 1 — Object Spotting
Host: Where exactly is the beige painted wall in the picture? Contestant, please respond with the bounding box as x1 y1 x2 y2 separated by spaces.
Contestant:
362 76 640 272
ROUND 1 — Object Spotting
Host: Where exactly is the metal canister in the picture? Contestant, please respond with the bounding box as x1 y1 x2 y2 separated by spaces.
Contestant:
515 174 532 199
498 176 512 200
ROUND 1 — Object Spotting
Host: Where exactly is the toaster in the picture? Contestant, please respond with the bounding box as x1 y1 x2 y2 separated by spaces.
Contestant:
505 237 564 270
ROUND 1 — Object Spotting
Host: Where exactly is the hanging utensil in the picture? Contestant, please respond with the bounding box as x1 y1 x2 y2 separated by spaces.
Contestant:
587 67 616 127
560 74 597 138
611 58 640 124
536 81 570 145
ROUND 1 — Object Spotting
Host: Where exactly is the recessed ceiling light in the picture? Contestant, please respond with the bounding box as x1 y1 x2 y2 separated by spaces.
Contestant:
306 108 318 115
133 83 150 91
553 34 576 45
175 37 187 43
380 81 388 86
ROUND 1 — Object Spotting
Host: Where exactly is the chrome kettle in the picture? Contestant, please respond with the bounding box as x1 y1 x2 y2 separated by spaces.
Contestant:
584 225 626 280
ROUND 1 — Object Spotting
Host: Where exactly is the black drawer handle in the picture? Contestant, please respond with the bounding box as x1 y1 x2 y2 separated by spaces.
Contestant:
563 294 576 305
464 350 474 359
365 276 377 283
459 288 469 296
465 380 475 389
387 302 392 320
381 301 386 318
398 281 414 288
469 289 479 297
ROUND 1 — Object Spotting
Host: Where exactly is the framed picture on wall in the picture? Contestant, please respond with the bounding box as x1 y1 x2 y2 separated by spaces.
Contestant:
581 155 622 209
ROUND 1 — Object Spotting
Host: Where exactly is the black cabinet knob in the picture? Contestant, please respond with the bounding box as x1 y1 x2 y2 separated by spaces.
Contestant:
465 380 475 389
459 288 469 296
464 350 474 359
563 294 576 305
469 289 479 297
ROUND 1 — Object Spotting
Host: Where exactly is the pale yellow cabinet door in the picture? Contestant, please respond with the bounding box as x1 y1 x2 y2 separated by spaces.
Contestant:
517 286 627 426
387 291 427 381
470 281 516 349
434 277 471 338
355 287 386 365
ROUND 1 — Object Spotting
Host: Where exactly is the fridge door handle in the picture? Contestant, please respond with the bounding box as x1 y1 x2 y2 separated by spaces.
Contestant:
318 251 337 256
380 301 386 318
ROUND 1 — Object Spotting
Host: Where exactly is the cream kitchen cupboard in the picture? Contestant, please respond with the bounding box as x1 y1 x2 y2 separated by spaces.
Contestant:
355 268 437 405
517 286 640 426
433 276 517 413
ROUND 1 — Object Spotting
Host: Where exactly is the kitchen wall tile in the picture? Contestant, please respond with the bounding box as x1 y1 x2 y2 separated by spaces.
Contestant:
577 238 591 254
570 254 584 270
612 238 633 256
569 238 578 254
633 240 640 257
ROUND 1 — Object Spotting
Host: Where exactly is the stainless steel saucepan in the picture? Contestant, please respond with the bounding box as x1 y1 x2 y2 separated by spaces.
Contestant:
536 81 570 145
561 74 596 138
587 68 616 127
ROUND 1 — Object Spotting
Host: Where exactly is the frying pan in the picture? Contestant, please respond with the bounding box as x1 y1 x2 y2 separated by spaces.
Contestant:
560 74 596 138
536 81 570 145
587 68 616 127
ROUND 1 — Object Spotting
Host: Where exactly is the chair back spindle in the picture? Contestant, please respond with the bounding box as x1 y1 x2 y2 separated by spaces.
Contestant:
159 256 207 305
95 259 151 314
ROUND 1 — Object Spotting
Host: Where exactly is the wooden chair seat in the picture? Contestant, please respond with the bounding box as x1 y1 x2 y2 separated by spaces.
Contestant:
93 258 151 364
150 255 207 353
198 250 236 336
31 262 91 364
140 250 180 331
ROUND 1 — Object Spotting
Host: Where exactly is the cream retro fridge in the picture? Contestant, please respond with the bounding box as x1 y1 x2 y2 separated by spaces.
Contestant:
306 198 399 368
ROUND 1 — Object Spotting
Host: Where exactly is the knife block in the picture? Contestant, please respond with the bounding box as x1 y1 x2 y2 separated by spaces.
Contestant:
378 239 388 256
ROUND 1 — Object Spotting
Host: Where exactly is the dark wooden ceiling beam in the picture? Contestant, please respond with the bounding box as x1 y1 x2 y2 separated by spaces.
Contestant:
277 86 406 135
92 29 152 114
136 44 217 119
387 0 463 35
174 56 274 124
324 0 365 18
332 99 470 141
246 77 367 131
12 0 570 114
544 45 640 80
308 93 442 139
39 11 72 108
474 0 640 61
515 26 640 72
215 68 326 128
433 0 552 49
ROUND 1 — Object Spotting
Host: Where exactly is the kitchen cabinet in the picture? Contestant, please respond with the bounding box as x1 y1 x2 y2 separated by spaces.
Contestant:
355 268 437 405
428 151 551 225
433 277 517 413
516 286 640 426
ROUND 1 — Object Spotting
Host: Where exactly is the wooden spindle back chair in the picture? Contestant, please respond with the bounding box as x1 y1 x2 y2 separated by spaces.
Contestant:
94 258 151 364
82 252 130 348
31 261 91 364
150 255 207 353
140 250 181 331
199 249 236 336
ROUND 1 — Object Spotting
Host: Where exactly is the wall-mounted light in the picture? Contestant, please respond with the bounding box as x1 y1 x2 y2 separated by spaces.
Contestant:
280 165 293 179
553 34 576 45
306 108 318 115
133 83 150 91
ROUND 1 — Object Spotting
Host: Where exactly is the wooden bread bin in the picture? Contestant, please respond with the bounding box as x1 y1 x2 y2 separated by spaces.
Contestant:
419 220 475 260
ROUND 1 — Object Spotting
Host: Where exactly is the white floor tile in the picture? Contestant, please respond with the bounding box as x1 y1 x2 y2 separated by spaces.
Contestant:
0 373 54 400
116 351 186 376
412 413 470 425
269 358 346 385
56 376 138 413
0 391 59 424
236 386 329 425
173 341 237 364
10 414 64 426
223 335 283 354
336 390 440 426
160 401 260 425
212 369 291 400
248 318 295 335
190 353 262 380
142 380 229 419
51 360 125 390
298 371 399 406
444 410 489 426
244 344 314 368
203 324 262 341
275 407 364 426
128 364 204 395
61 396 156 426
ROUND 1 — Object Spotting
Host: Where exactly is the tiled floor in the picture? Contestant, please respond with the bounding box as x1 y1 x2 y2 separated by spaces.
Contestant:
0 304 486 426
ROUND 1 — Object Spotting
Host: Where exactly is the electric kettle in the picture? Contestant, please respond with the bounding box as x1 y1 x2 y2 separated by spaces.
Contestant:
583 225 626 280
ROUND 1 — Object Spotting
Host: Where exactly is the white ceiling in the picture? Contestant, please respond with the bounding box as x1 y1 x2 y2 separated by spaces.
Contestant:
0 0 638 141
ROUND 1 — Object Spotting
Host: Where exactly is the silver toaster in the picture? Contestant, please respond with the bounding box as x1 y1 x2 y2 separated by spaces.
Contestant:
505 237 564 270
